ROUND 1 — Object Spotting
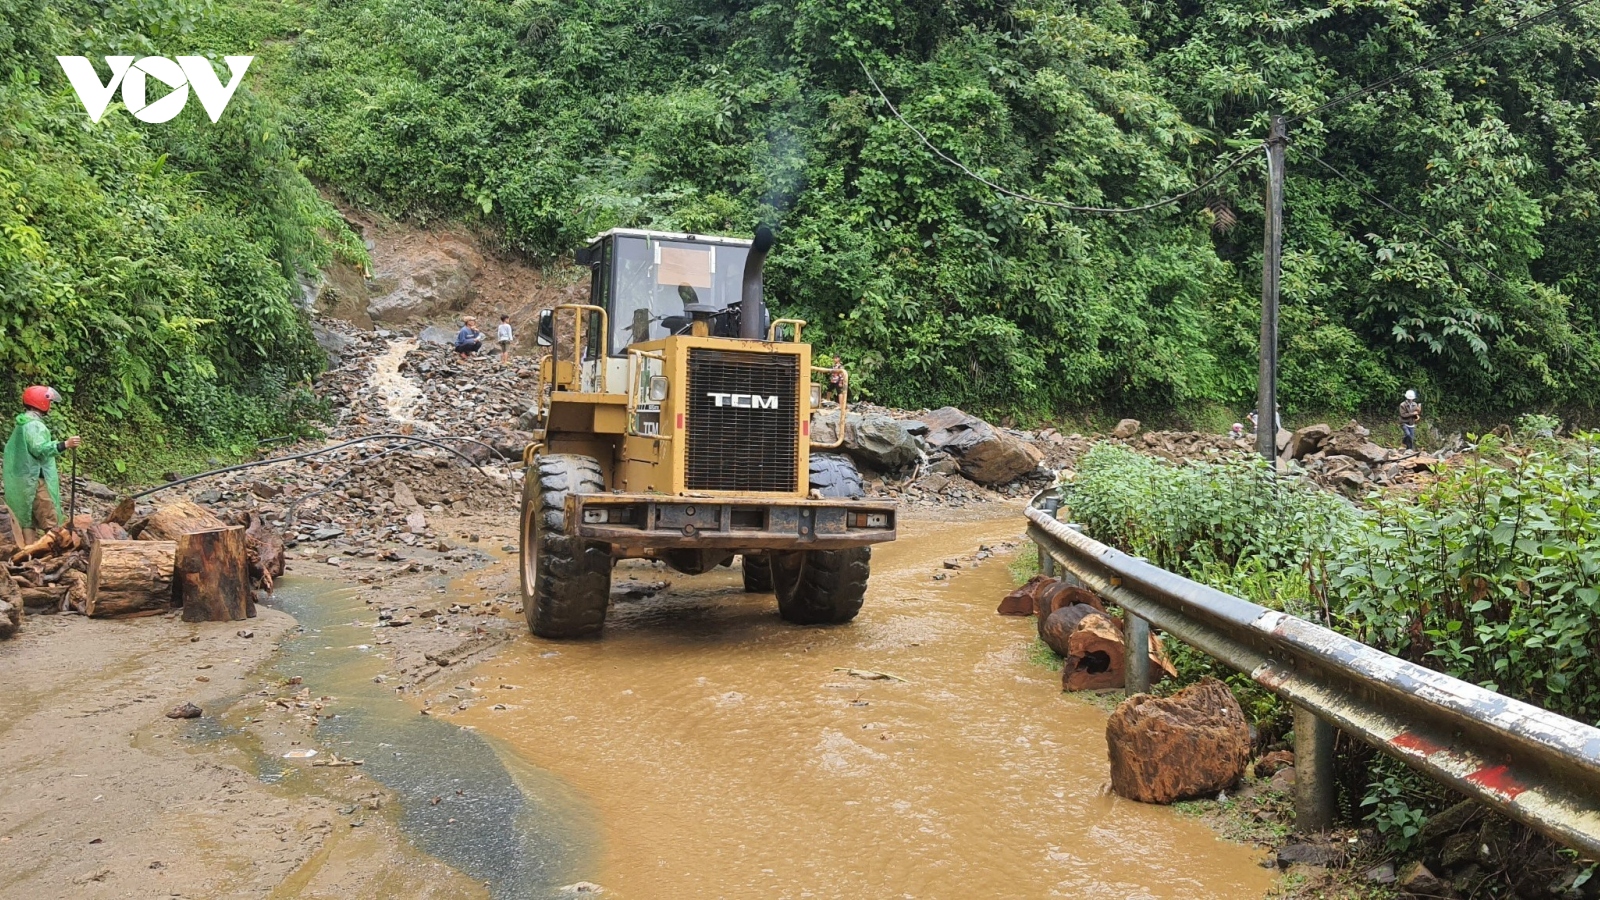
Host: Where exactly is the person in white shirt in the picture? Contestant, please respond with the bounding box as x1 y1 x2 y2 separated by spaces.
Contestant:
496 314 513 364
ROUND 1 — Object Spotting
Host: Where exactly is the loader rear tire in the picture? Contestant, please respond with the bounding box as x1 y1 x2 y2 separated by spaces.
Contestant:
741 554 773 593
520 454 612 639
809 452 865 499
772 547 870 625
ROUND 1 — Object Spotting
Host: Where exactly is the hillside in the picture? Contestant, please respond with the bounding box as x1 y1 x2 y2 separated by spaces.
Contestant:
4 0 1600 469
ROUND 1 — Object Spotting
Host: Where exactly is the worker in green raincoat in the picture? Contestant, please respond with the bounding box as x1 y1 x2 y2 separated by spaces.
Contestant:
4 386 81 546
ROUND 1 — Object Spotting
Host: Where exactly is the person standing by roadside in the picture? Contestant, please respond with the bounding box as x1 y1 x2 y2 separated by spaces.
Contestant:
3 386 81 546
496 315 513 365
1399 389 1422 451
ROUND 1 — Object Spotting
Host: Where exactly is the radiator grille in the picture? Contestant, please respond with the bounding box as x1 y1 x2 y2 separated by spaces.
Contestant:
685 349 799 492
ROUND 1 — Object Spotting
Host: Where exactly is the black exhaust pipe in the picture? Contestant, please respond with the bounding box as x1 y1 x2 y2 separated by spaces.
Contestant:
739 224 775 339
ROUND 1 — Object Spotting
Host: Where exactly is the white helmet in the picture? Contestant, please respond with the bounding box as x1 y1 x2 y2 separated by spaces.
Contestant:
1404 390 1416 400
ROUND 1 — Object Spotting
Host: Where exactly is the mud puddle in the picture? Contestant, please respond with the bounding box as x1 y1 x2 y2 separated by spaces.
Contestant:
221 577 596 899
457 514 1275 898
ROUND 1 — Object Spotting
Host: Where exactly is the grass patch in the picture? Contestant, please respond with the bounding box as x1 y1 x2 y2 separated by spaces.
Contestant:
1008 545 1042 585
1027 637 1064 672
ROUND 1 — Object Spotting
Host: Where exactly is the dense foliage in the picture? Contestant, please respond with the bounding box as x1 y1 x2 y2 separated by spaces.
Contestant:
235 0 1600 420
1061 440 1600 843
0 0 360 475
1329 436 1600 721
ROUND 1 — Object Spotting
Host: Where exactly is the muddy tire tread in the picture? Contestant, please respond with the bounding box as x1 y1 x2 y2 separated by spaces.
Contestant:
521 454 611 638
741 554 773 593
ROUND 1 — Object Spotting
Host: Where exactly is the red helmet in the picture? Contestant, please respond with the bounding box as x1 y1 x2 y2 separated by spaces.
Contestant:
22 386 61 413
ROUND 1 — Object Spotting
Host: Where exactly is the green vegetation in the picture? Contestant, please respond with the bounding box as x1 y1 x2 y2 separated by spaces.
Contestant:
0 0 362 480
228 0 1600 422
1060 438 1600 849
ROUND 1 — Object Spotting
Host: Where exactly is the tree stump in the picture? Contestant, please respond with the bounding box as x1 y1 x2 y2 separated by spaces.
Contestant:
137 499 227 542
87 540 177 618
175 527 251 622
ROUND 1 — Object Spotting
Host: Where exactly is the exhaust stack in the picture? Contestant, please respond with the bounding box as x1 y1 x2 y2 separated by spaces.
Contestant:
739 224 775 339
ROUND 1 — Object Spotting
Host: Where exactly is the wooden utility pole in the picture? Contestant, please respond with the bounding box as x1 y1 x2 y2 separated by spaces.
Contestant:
1257 116 1288 462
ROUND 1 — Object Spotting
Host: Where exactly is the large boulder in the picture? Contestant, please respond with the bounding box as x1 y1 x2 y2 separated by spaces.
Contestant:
1112 418 1141 439
1105 677 1251 803
1322 429 1389 464
310 322 351 366
366 236 483 324
1289 424 1331 459
913 407 1043 484
813 413 921 471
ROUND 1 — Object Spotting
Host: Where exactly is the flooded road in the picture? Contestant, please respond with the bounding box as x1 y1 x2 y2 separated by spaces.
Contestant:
457 511 1274 899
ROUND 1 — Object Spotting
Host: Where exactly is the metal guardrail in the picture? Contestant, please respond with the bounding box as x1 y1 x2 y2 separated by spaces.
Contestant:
1024 502 1600 855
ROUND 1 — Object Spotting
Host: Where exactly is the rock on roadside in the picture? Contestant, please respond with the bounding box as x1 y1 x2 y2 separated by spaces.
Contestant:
914 407 1043 484
1105 677 1251 803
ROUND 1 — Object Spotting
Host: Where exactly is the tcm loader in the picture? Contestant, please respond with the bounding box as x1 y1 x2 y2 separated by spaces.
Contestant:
520 226 898 638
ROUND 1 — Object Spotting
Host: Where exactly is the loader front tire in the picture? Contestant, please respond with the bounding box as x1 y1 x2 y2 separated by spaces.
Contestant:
771 547 870 624
520 454 612 639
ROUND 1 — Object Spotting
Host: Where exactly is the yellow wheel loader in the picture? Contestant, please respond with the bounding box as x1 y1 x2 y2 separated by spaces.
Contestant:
519 226 898 638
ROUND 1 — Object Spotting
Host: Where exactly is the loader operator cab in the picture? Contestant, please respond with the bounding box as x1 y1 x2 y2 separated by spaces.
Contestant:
537 230 767 357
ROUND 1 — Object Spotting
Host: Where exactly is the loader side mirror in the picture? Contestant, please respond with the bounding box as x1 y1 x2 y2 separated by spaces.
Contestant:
536 309 554 347
574 246 596 267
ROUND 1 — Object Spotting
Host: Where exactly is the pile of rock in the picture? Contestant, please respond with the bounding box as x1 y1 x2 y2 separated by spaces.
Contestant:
812 404 1059 506
1286 421 1440 492
1378 800 1593 899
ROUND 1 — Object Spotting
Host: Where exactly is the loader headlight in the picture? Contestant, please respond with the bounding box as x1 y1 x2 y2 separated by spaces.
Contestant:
810 384 822 407
648 376 669 402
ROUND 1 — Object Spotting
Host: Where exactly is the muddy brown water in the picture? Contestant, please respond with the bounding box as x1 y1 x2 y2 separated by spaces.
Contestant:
458 512 1274 898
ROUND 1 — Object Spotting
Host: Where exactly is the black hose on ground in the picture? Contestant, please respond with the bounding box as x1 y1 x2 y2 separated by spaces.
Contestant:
128 433 504 500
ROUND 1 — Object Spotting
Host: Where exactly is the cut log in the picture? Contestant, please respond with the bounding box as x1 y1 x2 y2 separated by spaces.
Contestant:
11 527 81 563
1064 613 1127 691
1036 584 1106 641
175 527 251 622
138 499 227 543
84 522 130 550
18 584 63 609
1105 677 1251 803
0 570 21 637
87 540 176 618
1041 603 1103 657
998 574 1054 616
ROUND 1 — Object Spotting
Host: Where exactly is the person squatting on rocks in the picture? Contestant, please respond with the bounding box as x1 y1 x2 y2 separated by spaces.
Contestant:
496 314 513 365
3 386 81 546
455 316 485 359
1399 390 1422 451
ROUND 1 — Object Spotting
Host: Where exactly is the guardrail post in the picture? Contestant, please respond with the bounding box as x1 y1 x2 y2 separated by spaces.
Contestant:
1125 613 1151 694
1037 497 1061 577
1293 705 1336 832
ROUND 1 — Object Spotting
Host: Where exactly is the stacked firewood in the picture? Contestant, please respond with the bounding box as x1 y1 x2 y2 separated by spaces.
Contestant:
0 497 284 634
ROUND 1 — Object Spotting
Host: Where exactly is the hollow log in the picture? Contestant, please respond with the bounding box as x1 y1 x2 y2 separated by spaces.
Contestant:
175 527 250 623
138 499 227 543
1063 613 1126 691
87 540 176 618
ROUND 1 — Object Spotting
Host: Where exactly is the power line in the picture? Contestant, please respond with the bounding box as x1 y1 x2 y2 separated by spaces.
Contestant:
860 61 1266 215
1287 0 1600 124
1299 149 1512 286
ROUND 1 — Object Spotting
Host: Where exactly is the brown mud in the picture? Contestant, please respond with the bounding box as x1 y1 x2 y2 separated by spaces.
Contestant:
450 508 1275 898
